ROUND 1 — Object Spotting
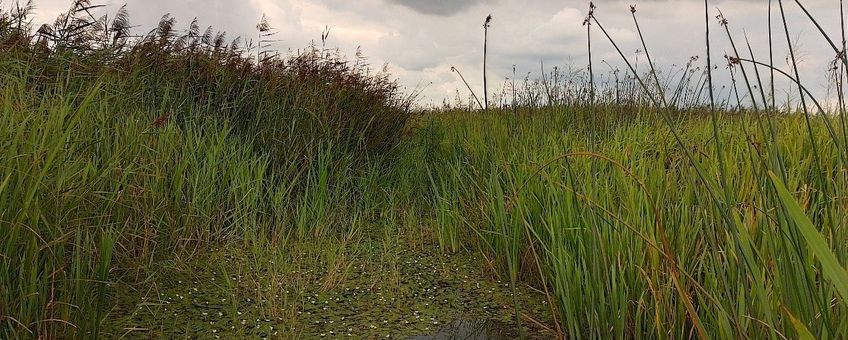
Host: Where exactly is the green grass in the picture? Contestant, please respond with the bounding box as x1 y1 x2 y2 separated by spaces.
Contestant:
413 108 846 338
1 4 412 337
3 1 848 339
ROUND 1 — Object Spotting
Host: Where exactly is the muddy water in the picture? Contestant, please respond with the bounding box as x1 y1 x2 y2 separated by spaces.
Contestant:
408 319 516 340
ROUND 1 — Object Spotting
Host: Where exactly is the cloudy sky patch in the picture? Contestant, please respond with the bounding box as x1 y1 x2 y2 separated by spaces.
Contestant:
23 0 843 106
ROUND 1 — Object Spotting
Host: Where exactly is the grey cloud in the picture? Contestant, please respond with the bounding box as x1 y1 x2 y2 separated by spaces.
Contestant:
386 0 493 16
24 0 841 103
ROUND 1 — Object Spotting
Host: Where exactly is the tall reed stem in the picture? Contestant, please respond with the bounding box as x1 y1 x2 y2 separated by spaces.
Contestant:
631 5 667 107
777 0 824 176
483 14 492 112
585 3 595 105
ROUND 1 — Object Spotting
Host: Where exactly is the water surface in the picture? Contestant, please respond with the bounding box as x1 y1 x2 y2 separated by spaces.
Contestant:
408 319 516 340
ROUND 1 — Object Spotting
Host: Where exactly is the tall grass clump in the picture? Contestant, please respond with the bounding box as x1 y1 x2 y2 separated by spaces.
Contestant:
0 1 410 337
4 0 848 338
421 2 848 338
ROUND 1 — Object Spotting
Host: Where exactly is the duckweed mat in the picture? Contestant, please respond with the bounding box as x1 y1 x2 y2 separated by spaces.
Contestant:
104 234 555 339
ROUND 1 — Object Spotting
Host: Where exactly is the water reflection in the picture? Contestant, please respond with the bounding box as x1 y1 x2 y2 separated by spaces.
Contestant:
407 319 515 340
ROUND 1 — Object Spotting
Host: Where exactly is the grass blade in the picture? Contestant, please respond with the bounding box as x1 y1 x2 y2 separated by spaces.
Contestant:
769 171 848 301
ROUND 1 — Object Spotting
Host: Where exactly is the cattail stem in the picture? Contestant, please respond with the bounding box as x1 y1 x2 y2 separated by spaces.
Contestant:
483 26 488 111
483 14 492 113
591 17 732 339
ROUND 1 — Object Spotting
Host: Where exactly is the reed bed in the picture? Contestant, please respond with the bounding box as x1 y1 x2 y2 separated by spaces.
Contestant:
2 0 847 339
0 1 410 337
416 107 847 338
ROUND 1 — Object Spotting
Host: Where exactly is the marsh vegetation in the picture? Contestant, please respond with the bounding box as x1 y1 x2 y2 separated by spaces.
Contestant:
1 0 848 339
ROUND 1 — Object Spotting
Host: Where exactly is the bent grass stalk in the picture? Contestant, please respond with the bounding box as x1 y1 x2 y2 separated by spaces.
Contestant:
451 66 485 110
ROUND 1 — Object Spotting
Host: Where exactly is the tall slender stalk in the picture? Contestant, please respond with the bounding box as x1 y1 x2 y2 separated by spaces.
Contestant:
718 11 759 111
705 1 715 112
734 58 840 116
631 5 667 107
728 62 743 111
776 6 843 308
451 66 485 111
744 33 787 180
840 0 848 159
540 60 551 105
768 0 776 110
591 13 719 340
777 0 824 177
784 0 847 162
792 0 848 73
744 34 770 111
512 65 517 115
483 14 492 112
704 0 733 206
584 3 595 105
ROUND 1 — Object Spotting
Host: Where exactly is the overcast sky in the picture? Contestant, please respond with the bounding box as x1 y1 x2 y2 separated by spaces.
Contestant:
24 0 845 107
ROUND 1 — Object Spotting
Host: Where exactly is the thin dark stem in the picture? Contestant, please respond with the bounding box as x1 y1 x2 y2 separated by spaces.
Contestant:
704 0 734 207
540 60 553 105
744 34 787 180
512 65 517 115
718 11 759 111
777 0 821 162
483 14 491 112
728 64 743 111
778 4 841 331
705 2 715 112
587 15 594 104
631 6 667 107
838 63 848 156
745 34 770 109
451 66 484 111
792 0 848 73
768 0 776 110
777 0 828 197
591 17 720 339
736 58 834 117
592 12 734 247
840 0 848 160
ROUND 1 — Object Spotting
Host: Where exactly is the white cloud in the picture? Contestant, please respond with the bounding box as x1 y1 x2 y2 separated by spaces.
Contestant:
23 0 844 106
